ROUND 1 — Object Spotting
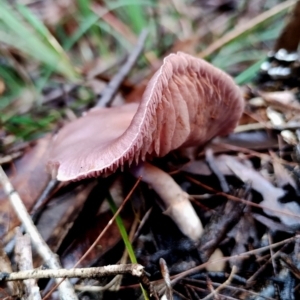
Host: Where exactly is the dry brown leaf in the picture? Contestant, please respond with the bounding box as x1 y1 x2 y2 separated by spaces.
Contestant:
271 154 297 189
225 155 300 228
260 91 300 113
36 182 97 255
0 136 51 241
182 154 251 176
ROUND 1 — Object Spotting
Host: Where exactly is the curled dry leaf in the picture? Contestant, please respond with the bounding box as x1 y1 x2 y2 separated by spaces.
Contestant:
261 91 297 106
182 154 252 176
217 131 279 150
261 90 300 113
0 136 51 241
224 155 300 228
272 155 297 189
48 52 244 181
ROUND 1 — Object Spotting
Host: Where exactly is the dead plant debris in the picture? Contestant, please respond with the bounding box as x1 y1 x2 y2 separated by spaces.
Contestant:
1 1 300 300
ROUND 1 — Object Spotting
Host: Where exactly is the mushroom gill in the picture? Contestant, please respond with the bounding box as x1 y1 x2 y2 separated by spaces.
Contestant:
48 52 244 181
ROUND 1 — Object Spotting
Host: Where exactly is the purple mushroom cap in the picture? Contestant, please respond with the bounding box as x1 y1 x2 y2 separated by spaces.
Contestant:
48 52 244 181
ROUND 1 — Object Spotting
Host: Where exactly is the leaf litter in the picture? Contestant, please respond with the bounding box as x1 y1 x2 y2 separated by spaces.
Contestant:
1 1 300 299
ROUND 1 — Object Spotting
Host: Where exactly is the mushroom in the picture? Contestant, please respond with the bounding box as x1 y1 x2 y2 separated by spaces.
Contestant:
47 52 244 240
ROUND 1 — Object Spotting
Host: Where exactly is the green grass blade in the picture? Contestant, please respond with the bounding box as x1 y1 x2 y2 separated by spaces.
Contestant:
64 14 101 50
0 3 77 80
106 193 149 300
104 0 154 33
234 58 265 85
76 0 92 17
106 193 137 263
16 5 71 62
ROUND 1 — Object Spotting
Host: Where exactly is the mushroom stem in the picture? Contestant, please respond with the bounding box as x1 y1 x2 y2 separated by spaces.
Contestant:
130 162 203 241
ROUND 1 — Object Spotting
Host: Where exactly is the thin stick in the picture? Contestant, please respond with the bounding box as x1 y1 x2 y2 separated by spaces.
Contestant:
186 175 300 219
76 211 142 293
246 244 287 285
0 166 78 300
170 235 300 286
31 179 59 220
201 266 237 300
0 264 144 281
5 179 59 255
96 28 149 107
14 229 42 300
75 177 141 268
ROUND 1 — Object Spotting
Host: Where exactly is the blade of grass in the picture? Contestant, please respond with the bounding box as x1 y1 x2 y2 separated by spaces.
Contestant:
75 0 107 55
212 50 264 70
76 0 92 17
106 192 149 300
64 0 154 51
16 5 72 65
0 3 77 80
92 3 137 45
211 20 284 70
106 193 137 263
0 64 25 110
104 0 148 34
35 12 103 94
63 14 100 50
234 57 265 85
199 0 297 58
97 21 132 50
37 1 155 92
35 10 104 93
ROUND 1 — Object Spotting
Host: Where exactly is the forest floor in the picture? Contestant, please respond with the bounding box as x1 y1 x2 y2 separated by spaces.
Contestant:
1 0 300 299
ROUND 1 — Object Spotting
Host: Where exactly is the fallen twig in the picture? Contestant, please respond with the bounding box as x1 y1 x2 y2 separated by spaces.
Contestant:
42 178 143 299
186 175 300 220
0 264 144 281
96 28 149 107
15 229 42 300
5 179 59 255
201 265 237 300
171 235 300 286
0 264 158 300
0 166 78 300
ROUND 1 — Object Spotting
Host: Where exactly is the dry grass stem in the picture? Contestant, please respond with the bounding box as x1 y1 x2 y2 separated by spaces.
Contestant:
199 0 297 58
